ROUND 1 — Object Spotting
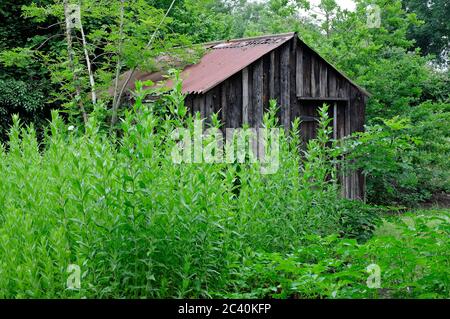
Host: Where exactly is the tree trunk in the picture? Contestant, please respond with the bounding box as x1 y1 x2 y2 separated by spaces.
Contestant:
63 0 88 124
110 0 126 130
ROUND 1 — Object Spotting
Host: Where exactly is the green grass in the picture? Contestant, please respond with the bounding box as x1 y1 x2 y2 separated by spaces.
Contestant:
219 209 450 299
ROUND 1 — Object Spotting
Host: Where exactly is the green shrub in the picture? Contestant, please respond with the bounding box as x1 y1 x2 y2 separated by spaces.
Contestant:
336 199 382 243
0 84 348 298
345 103 450 206
0 78 47 141
219 210 450 299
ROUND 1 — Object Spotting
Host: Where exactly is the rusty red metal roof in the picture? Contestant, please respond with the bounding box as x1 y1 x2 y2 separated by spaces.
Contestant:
115 32 370 97
176 33 294 94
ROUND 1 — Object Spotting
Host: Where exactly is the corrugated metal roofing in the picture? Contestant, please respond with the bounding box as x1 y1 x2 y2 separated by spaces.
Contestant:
177 33 295 94
117 32 370 97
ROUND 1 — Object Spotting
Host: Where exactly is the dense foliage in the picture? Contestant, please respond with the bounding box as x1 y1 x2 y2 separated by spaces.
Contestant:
0 89 447 298
0 84 376 297
0 0 448 299
221 210 449 299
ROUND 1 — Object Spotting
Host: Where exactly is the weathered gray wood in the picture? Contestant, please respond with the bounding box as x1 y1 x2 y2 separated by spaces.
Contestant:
338 76 350 99
242 67 249 125
298 97 348 101
205 90 214 124
269 50 281 108
296 44 303 97
333 102 338 140
302 49 311 97
228 76 238 128
337 102 346 140
200 95 206 120
231 72 243 128
319 60 328 97
269 51 275 99
192 95 204 119
212 87 221 115
328 69 338 97
221 81 228 127
226 75 241 128
252 59 264 127
183 35 368 200
228 79 237 128
280 43 290 130
311 55 317 97
263 54 270 111
185 95 193 114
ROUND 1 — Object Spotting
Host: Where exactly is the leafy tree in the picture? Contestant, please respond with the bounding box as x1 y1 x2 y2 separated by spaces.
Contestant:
403 0 450 65
0 0 57 140
0 0 199 128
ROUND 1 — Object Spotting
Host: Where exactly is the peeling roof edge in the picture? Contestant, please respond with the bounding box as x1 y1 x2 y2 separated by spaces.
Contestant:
201 32 297 48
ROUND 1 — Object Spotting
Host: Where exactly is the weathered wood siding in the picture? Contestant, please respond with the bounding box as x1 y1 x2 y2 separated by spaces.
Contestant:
185 37 368 200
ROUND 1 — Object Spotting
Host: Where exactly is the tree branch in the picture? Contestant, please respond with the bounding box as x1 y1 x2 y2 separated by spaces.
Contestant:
110 0 177 128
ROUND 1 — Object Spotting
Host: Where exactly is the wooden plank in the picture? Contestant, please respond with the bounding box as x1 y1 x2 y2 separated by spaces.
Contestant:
337 75 350 99
296 44 303 97
302 49 311 97
348 86 361 135
336 103 344 139
269 51 275 99
234 72 243 128
345 100 351 137
205 91 214 124
192 95 204 119
328 69 338 97
212 87 222 122
199 95 206 120
301 115 319 122
227 76 239 128
248 66 253 125
185 95 193 115
270 49 281 108
298 96 348 101
333 102 338 140
311 55 321 97
242 67 249 125
221 81 228 127
229 77 238 128
263 54 270 111
253 59 264 128
280 43 290 130
310 55 317 97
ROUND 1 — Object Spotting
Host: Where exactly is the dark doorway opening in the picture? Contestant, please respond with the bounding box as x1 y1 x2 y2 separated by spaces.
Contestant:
294 99 349 145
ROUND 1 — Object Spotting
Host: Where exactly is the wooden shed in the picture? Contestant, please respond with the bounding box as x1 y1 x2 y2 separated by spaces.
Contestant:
124 32 370 199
